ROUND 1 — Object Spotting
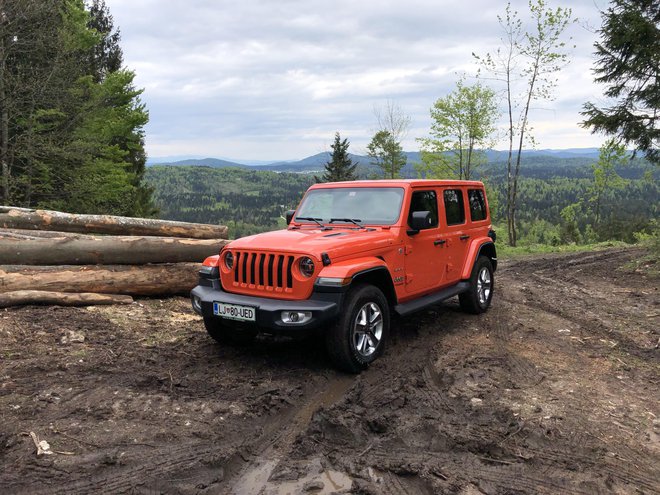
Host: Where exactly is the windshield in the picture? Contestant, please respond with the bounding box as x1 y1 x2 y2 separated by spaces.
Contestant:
294 187 404 225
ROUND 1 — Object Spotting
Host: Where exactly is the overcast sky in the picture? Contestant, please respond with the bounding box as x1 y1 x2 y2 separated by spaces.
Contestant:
104 0 610 162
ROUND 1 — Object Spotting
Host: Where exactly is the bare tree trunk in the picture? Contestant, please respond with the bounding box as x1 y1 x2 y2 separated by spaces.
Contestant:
0 1 9 205
0 263 200 295
0 290 133 308
506 63 515 247
0 230 227 265
511 60 540 248
0 206 229 239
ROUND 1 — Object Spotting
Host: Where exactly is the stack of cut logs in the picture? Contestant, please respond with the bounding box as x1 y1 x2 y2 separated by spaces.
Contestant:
0 206 229 308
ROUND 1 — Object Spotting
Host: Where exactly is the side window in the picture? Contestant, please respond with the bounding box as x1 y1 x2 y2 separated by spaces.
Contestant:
444 189 465 225
468 189 487 221
408 190 438 229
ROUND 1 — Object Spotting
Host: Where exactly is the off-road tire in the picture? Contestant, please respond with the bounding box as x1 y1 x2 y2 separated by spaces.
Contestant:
203 316 258 346
459 255 494 314
325 284 390 373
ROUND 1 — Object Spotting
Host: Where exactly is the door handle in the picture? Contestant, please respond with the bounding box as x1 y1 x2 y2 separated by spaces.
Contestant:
459 235 470 240
434 239 446 246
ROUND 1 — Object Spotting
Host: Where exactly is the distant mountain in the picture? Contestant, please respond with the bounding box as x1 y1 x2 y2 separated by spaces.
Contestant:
150 157 250 169
148 148 609 174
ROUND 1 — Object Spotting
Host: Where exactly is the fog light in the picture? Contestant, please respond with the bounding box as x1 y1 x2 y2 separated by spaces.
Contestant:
192 295 202 314
281 311 312 324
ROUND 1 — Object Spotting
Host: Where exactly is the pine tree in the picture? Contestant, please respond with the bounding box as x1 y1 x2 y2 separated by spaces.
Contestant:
318 132 357 182
0 0 154 216
581 0 659 165
86 0 123 82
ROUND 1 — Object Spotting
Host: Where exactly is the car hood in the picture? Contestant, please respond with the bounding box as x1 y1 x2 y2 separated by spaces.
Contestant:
227 227 399 261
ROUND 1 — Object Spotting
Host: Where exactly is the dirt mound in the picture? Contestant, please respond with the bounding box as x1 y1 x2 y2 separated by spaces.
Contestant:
0 247 657 494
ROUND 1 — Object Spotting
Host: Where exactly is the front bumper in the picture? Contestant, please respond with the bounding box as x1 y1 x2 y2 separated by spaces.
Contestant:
190 284 343 332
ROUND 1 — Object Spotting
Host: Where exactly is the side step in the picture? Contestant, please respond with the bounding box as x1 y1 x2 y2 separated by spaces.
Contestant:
393 281 470 317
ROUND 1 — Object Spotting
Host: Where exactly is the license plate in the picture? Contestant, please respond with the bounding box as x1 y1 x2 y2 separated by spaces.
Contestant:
213 302 256 322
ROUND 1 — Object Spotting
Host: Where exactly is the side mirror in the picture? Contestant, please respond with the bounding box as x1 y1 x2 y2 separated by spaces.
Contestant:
407 210 431 235
285 210 295 225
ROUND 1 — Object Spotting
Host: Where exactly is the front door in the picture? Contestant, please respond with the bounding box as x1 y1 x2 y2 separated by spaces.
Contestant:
404 189 447 295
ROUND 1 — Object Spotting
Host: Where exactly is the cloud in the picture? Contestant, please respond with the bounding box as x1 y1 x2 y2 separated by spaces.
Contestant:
105 0 608 160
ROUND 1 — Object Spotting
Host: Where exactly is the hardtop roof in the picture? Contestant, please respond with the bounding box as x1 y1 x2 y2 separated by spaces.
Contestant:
309 179 485 189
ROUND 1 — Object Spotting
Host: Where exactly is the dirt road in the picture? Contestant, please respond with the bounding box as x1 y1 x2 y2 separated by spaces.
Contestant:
1 247 658 494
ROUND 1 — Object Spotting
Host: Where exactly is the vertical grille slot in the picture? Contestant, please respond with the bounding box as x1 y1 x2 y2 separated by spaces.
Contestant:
267 254 274 287
241 251 248 284
286 256 294 288
258 254 265 286
249 253 256 285
234 252 240 283
276 256 284 288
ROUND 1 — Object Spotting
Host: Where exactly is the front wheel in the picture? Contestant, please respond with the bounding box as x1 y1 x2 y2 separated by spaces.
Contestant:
203 316 257 346
459 256 494 314
325 285 390 373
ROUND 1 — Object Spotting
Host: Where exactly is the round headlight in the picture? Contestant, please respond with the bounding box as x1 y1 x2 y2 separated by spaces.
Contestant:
299 257 315 277
224 251 234 270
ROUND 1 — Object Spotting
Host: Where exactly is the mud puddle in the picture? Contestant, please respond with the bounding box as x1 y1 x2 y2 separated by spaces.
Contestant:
231 376 355 494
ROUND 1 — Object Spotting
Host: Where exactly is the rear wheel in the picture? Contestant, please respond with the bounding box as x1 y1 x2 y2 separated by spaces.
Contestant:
203 316 257 345
325 285 389 373
459 256 494 314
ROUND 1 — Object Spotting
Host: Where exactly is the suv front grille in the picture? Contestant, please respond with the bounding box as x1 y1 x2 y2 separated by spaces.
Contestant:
233 251 295 290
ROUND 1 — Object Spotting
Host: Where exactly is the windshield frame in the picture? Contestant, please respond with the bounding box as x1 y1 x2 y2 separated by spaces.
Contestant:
293 186 405 227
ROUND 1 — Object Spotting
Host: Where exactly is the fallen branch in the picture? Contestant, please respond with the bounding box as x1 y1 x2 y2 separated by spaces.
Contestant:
29 431 52 457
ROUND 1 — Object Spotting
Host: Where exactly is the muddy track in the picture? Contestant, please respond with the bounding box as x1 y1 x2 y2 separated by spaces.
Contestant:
0 247 658 494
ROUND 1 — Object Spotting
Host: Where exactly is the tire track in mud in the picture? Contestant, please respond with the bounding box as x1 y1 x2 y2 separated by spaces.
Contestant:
491 253 660 493
7 373 355 495
225 373 355 494
295 250 659 493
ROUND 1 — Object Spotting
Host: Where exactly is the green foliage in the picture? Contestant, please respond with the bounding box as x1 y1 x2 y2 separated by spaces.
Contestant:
581 0 659 165
367 130 406 179
496 240 630 259
0 0 152 215
86 0 123 81
317 132 357 182
560 203 581 244
417 80 498 180
588 139 627 226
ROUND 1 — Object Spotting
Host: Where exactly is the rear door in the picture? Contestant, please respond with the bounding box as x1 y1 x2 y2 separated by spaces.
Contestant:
440 187 470 284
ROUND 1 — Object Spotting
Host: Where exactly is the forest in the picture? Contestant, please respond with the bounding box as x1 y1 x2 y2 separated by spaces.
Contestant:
145 154 658 243
0 0 153 217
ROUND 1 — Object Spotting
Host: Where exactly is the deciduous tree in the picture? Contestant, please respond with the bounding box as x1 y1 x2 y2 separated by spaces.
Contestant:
417 80 498 180
589 138 627 227
367 130 406 179
474 0 574 246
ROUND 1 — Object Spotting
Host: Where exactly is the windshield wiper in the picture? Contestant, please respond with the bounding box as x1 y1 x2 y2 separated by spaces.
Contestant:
329 218 364 229
295 217 329 229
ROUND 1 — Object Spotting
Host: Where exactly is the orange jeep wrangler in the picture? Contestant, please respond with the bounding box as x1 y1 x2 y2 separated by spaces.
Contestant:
191 180 496 372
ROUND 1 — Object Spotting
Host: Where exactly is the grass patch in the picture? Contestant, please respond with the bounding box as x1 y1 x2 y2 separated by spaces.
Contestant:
497 240 631 260
622 237 659 278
